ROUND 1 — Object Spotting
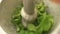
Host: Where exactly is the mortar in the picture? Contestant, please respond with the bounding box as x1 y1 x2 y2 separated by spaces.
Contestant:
0 0 60 34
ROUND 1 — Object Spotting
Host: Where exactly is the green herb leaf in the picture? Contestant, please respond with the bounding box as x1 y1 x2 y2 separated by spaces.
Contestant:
27 24 36 31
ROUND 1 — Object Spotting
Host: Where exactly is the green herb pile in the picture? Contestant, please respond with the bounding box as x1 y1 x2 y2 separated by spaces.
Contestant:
11 2 53 34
